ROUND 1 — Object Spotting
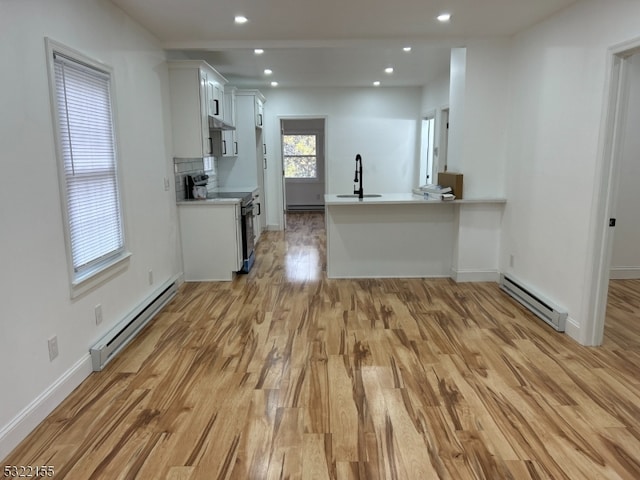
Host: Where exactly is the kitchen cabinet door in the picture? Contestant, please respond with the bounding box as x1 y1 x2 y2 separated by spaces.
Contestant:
220 87 238 158
255 96 264 128
206 77 224 120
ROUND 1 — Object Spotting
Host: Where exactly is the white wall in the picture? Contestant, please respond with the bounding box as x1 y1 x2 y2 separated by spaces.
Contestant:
434 44 509 282
500 0 640 343
262 87 423 228
0 0 179 458
447 41 511 198
611 52 640 279
447 48 467 177
420 70 450 116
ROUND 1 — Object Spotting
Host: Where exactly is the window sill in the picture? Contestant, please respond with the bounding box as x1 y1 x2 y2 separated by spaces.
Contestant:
70 251 132 299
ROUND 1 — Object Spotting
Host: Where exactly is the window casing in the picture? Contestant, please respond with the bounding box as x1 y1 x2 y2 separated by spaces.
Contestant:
47 40 128 296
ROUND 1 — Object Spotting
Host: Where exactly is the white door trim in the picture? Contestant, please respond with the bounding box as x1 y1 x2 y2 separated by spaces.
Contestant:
585 37 640 346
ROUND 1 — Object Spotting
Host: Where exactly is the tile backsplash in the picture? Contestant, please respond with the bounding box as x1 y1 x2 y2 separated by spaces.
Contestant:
174 157 218 201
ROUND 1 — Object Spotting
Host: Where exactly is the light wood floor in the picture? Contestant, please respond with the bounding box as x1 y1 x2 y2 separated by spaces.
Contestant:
4 212 640 479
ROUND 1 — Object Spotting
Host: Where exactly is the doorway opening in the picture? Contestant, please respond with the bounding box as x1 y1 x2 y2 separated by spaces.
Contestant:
280 118 326 215
419 115 435 186
588 42 640 345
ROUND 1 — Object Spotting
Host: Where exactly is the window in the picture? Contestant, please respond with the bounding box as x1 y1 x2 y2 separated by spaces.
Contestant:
283 134 317 179
48 41 127 294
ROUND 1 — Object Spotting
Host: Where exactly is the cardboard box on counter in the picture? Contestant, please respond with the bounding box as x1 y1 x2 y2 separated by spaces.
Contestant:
438 172 463 199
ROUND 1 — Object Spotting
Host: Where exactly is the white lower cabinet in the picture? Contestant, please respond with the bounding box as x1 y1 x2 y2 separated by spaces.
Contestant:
178 203 243 281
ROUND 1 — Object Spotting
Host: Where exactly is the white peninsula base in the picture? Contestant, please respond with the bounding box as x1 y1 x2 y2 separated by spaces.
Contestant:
325 194 506 281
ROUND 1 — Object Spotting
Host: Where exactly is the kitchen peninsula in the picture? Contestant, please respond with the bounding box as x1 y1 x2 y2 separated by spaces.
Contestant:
325 193 506 281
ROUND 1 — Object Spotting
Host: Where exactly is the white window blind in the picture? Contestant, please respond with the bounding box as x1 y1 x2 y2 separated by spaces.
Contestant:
53 53 124 278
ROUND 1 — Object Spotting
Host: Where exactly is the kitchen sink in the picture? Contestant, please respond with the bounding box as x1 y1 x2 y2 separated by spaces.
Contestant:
336 194 382 198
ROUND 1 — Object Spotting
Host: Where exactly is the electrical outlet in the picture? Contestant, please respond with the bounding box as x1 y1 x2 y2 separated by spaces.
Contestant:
148 269 154 285
509 255 515 268
95 304 103 325
48 336 59 361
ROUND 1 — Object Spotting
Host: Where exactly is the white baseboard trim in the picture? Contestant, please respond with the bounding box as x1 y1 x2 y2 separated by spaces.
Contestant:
450 269 500 283
0 354 93 460
564 316 582 344
610 267 640 280
326 271 451 279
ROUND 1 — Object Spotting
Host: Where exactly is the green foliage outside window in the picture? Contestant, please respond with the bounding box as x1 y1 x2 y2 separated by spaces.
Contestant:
283 135 317 178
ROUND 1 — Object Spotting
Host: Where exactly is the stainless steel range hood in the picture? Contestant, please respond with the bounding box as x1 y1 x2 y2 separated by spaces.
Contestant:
208 115 235 131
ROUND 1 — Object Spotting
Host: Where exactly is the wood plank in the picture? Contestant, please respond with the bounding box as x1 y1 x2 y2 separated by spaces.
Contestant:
3 212 640 479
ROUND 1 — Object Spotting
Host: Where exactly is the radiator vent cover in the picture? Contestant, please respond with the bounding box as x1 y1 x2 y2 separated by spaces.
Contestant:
499 274 567 332
90 279 178 371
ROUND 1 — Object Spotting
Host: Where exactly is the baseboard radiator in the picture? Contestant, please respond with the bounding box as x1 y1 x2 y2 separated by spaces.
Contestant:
90 279 178 371
287 204 325 212
499 274 567 332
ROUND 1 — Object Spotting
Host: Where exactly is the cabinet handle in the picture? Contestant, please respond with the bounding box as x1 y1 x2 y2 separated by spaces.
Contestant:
208 137 213 154
258 113 262 126
263 158 267 169
256 203 261 216
222 140 227 155
263 144 267 154
214 99 220 116
234 142 238 155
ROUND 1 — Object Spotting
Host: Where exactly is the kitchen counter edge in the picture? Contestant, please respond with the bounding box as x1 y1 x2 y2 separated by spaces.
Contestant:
324 193 506 205
177 198 242 206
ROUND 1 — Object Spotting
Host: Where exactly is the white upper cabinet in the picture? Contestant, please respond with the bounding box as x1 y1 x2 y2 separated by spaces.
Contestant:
219 86 238 158
168 60 228 158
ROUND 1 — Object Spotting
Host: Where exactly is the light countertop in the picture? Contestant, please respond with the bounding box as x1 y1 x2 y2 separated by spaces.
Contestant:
324 193 506 205
215 186 259 193
177 186 258 205
177 198 241 206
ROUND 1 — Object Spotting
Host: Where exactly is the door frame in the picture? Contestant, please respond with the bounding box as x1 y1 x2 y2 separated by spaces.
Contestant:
585 38 640 345
277 116 328 229
437 107 450 180
419 112 436 185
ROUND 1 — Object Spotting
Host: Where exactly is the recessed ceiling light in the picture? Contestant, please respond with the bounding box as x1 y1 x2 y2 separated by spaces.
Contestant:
234 15 248 24
403 46 412 52
373 81 381 87
254 48 264 55
264 68 273 75
437 13 451 22
270 81 279 87
385 67 394 74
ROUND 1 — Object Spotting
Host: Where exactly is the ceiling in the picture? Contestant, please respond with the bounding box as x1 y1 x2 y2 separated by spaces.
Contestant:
111 0 579 88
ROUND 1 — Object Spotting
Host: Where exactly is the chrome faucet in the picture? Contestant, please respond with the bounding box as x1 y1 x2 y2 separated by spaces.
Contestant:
353 154 363 199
